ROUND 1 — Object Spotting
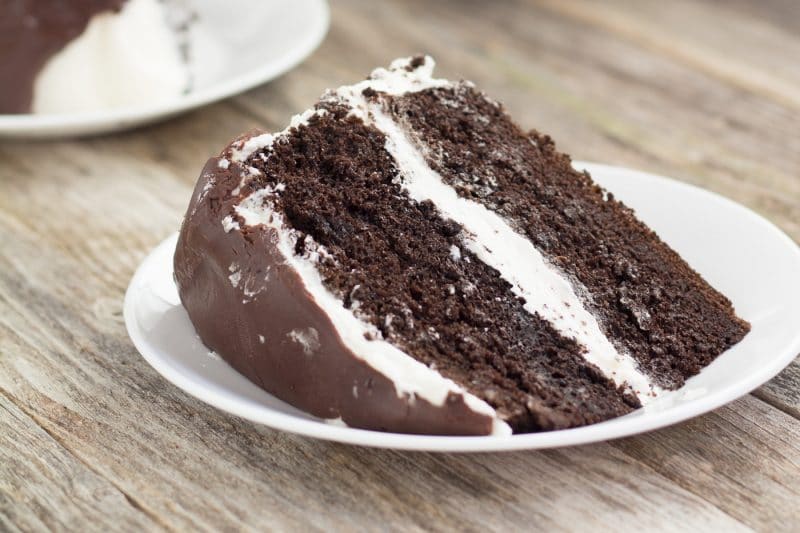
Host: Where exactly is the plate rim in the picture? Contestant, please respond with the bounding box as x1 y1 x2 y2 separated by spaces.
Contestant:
124 162 800 452
0 0 330 137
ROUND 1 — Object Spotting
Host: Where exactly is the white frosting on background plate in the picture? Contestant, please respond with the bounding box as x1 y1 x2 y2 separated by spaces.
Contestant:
32 0 188 114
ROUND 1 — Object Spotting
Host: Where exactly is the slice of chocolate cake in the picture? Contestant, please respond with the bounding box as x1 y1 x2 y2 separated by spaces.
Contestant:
174 56 749 435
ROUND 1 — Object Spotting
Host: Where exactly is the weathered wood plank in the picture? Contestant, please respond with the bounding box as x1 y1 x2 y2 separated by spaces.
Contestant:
535 0 800 112
0 392 157 532
713 0 800 35
755 360 800 419
613 395 800 531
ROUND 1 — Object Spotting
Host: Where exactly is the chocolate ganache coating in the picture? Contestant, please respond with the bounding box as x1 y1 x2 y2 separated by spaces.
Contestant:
0 0 125 114
173 132 495 435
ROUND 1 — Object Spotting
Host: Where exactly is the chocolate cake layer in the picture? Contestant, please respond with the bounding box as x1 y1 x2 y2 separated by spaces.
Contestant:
0 0 125 113
384 84 750 389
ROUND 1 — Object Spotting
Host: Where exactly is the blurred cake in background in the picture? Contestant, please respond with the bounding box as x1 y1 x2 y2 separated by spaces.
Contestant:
0 0 190 114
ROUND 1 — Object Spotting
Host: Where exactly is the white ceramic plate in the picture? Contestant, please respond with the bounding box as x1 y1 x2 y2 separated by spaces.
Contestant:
124 163 800 451
0 0 329 138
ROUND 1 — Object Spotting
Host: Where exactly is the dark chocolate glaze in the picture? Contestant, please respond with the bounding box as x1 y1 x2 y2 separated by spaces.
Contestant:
0 0 125 114
173 134 496 436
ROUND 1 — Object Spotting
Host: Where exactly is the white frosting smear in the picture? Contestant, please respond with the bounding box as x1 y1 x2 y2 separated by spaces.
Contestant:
339 57 661 402
32 0 188 114
230 108 329 164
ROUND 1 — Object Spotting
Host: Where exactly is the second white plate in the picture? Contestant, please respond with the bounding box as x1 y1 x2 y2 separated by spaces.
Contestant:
124 162 800 451
0 0 329 138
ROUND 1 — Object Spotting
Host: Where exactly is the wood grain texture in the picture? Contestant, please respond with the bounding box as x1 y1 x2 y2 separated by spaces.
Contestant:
1 0 798 530
0 395 158 532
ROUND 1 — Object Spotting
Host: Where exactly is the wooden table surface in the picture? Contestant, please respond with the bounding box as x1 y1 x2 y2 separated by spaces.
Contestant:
2 0 799 531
